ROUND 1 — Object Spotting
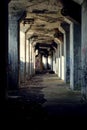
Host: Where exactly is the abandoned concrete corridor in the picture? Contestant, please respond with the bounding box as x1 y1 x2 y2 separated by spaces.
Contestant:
1 0 87 122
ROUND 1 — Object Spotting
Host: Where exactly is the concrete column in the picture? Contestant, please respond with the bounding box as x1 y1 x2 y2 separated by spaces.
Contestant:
19 31 26 83
28 39 31 77
74 23 81 90
53 52 56 73
33 47 35 74
8 18 19 89
58 43 62 78
48 55 52 70
70 22 81 90
65 28 70 83
42 56 47 70
81 0 87 99
64 33 67 82
70 23 74 89
61 41 64 80
46 57 48 70
61 23 70 83
55 47 58 75
28 39 30 77
29 39 32 76
32 45 35 75
60 43 62 79
58 44 60 77
40 54 43 71
26 39 29 79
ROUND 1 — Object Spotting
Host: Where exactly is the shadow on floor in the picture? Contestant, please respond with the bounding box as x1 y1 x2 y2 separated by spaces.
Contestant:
3 91 87 122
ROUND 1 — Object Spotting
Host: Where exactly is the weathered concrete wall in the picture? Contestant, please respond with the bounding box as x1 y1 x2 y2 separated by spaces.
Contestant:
8 18 19 89
20 31 25 83
81 0 87 99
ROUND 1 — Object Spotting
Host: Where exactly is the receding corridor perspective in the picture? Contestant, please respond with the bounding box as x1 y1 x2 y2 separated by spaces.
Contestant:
1 0 87 122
